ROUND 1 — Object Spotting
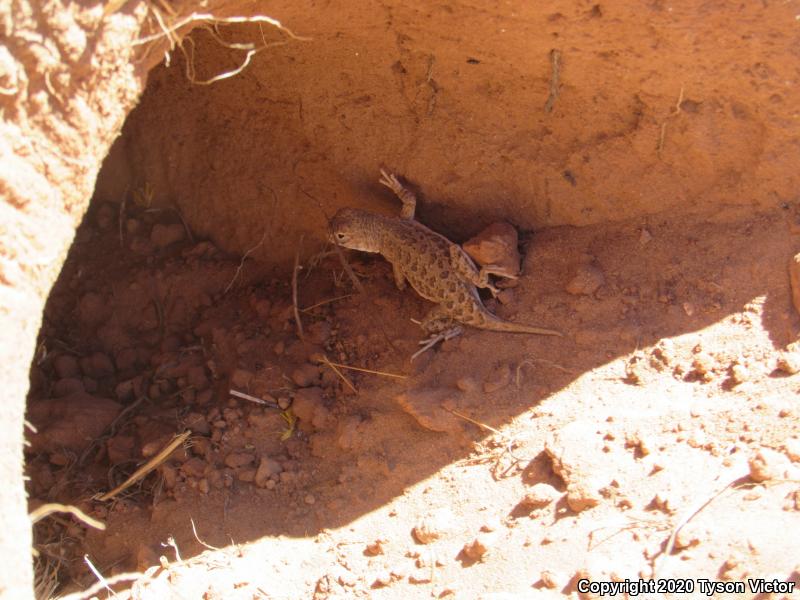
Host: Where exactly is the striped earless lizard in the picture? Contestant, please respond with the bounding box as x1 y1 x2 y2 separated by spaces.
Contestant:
330 170 562 357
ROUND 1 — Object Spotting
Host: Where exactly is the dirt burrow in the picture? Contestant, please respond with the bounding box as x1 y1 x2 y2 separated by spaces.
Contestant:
25 197 800 598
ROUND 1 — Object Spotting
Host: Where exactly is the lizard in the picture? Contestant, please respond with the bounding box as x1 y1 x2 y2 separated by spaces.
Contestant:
330 169 562 357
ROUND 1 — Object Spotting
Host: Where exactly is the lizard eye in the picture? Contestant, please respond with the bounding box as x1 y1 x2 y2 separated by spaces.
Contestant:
336 232 346 240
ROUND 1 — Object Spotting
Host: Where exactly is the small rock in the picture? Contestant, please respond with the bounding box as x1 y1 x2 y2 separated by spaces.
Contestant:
292 387 331 431
186 366 209 391
519 483 559 510
26 393 121 454
784 438 800 462
749 447 790 482
729 361 750 385
462 534 493 560
150 223 185 248
255 457 282 487
566 482 601 512
539 570 563 589
565 264 605 296
364 539 386 556
230 368 254 389
691 353 715 381
52 378 85 397
304 493 316 505
80 352 115 378
455 377 477 393
483 363 511 393
95 203 115 230
395 389 461 433
639 227 652 245
198 478 210 494
107 435 135 464
53 354 79 379
789 253 800 318
372 570 393 588
237 469 256 482
462 222 521 277
181 457 207 478
412 508 453 544
292 363 321 387
307 321 332 345
224 452 255 469
776 351 800 375
408 570 433 584
184 412 210 435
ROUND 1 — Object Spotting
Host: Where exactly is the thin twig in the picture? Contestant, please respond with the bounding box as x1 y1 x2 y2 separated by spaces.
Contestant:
30 503 106 530
292 237 305 340
229 389 279 408
191 518 223 551
544 49 561 113
301 294 354 312
59 573 144 600
657 85 685 155
315 359 407 380
96 431 191 501
224 231 266 295
332 243 365 293
318 356 357 394
83 555 119 598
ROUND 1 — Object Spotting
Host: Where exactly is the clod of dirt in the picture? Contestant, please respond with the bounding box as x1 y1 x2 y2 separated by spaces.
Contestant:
729 358 751 385
26 392 121 453
224 452 255 469
412 508 454 544
395 389 461 433
748 447 791 482
292 363 321 387
79 351 115 378
364 539 386 556
230 368 254 389
565 263 605 296
539 569 565 590
545 422 606 512
519 483 560 510
372 570 393 588
181 457 207 478
691 352 716 381
483 363 511 393
462 222 521 277
292 387 332 431
784 438 800 462
106 434 135 464
461 533 494 560
150 223 185 248
776 350 800 375
455 377 478 393
53 353 80 379
255 456 282 487
789 253 800 317
184 412 210 435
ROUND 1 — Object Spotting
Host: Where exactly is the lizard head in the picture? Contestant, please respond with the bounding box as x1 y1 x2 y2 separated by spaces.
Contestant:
329 208 380 253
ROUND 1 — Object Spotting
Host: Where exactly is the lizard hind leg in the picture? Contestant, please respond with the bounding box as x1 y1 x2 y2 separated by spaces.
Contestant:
411 306 463 360
447 245 501 296
379 169 417 220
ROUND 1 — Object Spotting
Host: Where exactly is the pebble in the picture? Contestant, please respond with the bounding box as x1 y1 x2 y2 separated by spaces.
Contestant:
776 351 800 375
455 377 477 393
364 539 386 556
565 264 605 296
181 457 207 478
462 534 493 560
53 354 79 379
255 457 282 487
748 447 789 482
519 483 559 510
784 438 800 462
304 493 316 505
150 223 185 248
462 222 521 277
224 452 255 469
566 482 602 512
184 412 210 435
52 378 85 397
483 363 511 393
231 368 254 389
291 363 321 387
412 508 453 544
198 478 210 494
539 570 563 589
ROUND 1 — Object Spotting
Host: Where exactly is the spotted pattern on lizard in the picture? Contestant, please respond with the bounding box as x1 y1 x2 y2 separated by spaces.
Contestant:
329 170 562 344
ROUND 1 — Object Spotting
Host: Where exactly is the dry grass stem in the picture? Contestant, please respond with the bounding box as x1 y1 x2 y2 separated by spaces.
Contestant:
319 356 358 394
224 230 266 294
316 359 407 380
544 49 561 113
292 238 305 340
657 85 685 155
191 518 223 551
30 503 106 530
301 293 354 312
83 554 119 598
96 431 191 501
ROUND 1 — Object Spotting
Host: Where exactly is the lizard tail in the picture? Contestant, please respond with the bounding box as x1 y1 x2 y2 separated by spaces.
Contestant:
479 313 563 337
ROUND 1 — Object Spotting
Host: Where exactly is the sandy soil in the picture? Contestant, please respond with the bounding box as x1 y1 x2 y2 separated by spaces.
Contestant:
25 196 800 598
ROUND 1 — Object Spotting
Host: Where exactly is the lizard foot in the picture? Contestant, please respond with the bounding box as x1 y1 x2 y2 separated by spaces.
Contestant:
411 326 463 361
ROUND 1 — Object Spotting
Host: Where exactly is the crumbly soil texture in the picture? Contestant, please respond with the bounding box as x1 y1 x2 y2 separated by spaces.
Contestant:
26 198 800 598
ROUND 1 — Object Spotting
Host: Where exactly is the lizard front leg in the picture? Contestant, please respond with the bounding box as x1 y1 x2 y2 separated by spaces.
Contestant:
379 169 417 220
392 263 407 291
447 244 502 296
